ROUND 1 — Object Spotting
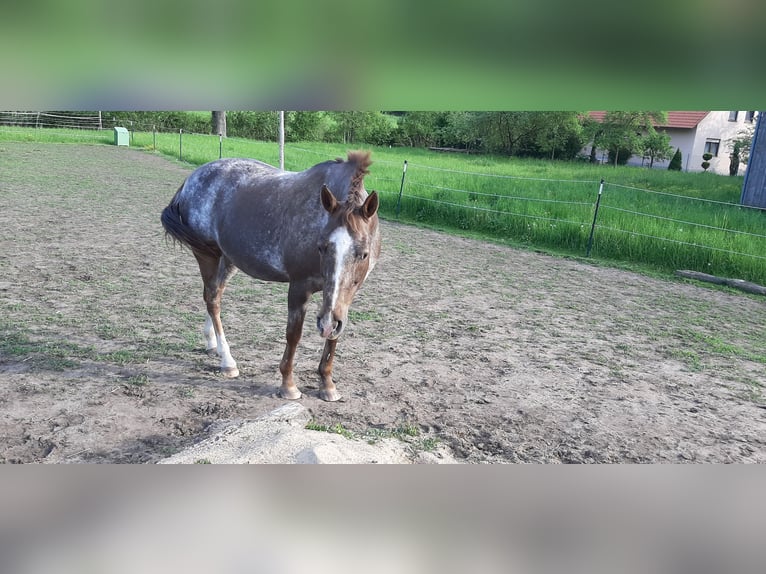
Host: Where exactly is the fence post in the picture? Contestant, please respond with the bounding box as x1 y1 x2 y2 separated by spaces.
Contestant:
179 129 183 162
586 179 604 257
219 132 223 159
153 125 156 150
395 160 408 218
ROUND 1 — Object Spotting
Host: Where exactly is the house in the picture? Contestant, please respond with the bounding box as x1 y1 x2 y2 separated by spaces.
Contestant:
587 111 758 175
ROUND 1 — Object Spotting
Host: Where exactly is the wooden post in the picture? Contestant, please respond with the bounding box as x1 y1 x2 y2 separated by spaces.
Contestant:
741 112 766 209
279 111 285 170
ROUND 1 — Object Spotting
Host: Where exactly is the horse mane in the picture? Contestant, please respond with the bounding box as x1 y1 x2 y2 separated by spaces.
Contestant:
338 150 374 234
346 150 372 201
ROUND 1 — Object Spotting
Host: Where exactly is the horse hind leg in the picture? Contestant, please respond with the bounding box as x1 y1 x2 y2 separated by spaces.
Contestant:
195 252 239 378
278 283 313 400
203 315 217 357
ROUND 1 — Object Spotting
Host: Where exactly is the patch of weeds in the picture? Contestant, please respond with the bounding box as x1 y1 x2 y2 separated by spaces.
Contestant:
614 343 632 354
95 321 120 340
363 423 420 443
183 331 200 348
418 437 440 452
329 423 354 439
0 328 93 370
363 424 440 454
305 420 330 432
348 310 382 322
194 458 212 464
673 328 766 366
394 423 420 438
393 242 416 255
739 378 764 403
363 428 392 444
305 420 355 439
125 374 148 386
102 349 140 365
667 348 703 372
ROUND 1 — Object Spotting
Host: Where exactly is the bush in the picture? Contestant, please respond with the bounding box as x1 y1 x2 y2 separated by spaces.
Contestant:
608 146 633 165
668 147 682 171
227 112 279 140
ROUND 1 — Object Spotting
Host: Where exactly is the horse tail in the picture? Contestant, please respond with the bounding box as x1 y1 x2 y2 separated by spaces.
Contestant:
161 183 222 257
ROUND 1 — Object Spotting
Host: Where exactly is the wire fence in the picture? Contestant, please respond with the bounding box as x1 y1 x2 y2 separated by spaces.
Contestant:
2 119 764 285
362 156 766 284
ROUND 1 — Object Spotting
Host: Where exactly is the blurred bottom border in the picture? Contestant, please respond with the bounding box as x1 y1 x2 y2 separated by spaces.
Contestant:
1 465 764 574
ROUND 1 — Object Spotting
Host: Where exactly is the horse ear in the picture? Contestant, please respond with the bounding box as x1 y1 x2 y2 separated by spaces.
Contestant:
361 191 379 219
321 184 339 214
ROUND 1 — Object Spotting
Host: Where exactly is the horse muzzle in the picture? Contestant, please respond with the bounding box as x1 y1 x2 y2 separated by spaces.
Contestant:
317 315 344 340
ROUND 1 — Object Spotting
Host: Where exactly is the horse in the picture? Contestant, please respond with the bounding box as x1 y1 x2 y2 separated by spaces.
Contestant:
160 151 381 402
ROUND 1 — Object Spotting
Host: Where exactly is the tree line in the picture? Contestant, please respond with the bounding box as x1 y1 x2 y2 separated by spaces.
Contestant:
102 111 754 171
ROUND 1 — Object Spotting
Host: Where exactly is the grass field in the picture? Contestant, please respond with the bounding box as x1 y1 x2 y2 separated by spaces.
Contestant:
2 125 764 285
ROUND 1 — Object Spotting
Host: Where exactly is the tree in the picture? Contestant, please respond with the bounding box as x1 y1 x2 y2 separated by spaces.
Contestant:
729 141 742 176
728 116 757 175
327 112 394 145
286 111 328 141
534 112 585 160
600 111 667 167
641 130 673 167
668 147 682 171
394 112 441 147
211 111 226 137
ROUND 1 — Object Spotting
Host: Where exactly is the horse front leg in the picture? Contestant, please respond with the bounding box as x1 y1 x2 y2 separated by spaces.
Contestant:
278 283 311 400
318 338 341 402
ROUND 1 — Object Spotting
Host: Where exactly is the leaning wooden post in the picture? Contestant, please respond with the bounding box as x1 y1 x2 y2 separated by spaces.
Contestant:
179 129 183 162
395 160 408 218
279 111 285 170
586 179 604 257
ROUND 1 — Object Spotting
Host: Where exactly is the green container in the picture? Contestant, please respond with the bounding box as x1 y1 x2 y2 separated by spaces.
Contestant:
114 126 129 146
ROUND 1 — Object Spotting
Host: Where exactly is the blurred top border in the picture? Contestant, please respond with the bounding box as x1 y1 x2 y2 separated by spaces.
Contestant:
2 0 764 110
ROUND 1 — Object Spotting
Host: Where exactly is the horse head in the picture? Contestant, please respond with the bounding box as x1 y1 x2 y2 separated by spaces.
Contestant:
316 183 380 340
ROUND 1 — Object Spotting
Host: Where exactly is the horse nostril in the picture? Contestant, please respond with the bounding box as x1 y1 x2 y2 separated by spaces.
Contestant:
335 320 343 333
317 317 322 331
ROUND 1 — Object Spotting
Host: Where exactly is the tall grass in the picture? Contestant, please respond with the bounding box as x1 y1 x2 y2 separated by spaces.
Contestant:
2 126 764 285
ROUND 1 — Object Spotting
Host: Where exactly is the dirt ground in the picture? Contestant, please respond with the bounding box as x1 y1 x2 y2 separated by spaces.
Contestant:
1 142 765 463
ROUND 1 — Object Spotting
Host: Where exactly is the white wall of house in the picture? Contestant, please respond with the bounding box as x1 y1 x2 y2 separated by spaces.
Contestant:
586 111 755 175
638 128 696 171
688 112 752 175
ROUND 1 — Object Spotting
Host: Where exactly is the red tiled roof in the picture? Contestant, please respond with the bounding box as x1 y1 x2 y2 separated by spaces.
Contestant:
588 111 709 129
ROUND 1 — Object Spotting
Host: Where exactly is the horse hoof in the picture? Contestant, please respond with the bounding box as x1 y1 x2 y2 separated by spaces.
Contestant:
319 388 342 402
221 366 239 378
279 385 302 400
206 348 218 357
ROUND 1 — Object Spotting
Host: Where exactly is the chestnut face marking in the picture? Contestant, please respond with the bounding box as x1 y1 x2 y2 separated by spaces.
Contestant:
316 224 373 340
313 182 379 341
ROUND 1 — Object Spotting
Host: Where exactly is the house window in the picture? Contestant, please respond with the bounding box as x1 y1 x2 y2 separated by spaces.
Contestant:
728 111 739 122
746 111 756 123
704 139 720 157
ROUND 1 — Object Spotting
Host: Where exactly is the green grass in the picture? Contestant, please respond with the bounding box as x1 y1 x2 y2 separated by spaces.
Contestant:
305 419 440 453
2 126 764 285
